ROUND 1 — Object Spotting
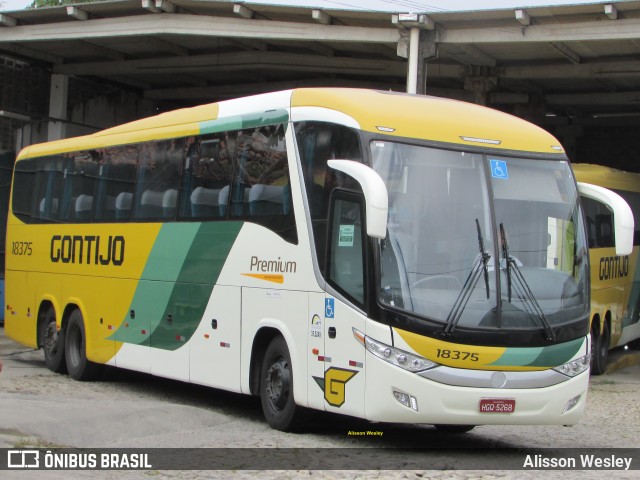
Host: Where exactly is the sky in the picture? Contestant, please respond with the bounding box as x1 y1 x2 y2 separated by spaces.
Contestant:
0 0 595 13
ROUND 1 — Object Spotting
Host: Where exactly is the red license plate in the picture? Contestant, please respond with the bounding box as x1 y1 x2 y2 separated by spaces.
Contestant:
479 398 516 413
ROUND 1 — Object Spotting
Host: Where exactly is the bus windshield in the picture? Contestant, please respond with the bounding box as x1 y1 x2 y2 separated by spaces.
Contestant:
372 141 589 336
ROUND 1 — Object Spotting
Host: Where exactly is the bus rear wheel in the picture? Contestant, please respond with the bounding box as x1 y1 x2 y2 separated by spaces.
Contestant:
591 321 610 376
259 336 305 432
64 310 103 381
42 307 66 374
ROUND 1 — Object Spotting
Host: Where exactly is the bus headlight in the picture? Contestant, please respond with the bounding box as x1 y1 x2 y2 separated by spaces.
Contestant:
353 328 437 373
552 354 591 377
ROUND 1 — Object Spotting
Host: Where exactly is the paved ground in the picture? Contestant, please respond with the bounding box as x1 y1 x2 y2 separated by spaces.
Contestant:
1 326 639 479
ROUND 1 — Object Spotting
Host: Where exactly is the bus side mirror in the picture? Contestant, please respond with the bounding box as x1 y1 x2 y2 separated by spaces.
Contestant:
327 160 388 239
577 182 634 256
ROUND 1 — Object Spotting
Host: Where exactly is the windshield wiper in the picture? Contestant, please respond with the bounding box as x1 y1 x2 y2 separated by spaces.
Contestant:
442 219 491 336
500 223 557 342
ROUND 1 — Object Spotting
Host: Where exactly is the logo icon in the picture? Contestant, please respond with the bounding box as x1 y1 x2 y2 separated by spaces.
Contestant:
313 367 358 407
8 450 39 468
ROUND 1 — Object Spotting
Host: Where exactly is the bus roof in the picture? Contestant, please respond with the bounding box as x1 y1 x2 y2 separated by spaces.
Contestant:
18 88 564 159
573 163 640 193
291 89 564 155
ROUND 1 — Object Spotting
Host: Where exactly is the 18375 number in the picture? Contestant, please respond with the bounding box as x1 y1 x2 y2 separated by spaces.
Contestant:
436 348 479 362
12 241 33 256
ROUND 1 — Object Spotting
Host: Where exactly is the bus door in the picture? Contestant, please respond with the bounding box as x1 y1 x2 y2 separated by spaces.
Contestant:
317 191 367 418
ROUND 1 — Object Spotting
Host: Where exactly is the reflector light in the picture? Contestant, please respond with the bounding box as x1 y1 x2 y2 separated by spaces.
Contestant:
563 394 581 414
393 390 419 411
460 136 501 145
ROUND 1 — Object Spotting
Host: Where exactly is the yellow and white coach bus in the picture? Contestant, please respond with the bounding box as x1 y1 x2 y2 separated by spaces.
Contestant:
573 164 640 374
5 89 634 432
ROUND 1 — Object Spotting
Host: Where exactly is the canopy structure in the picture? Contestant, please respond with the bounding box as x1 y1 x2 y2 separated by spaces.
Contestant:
1 1 640 167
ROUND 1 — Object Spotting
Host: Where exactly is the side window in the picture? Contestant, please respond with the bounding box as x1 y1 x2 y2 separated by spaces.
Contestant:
179 134 233 220
615 189 640 246
33 156 66 222
60 151 98 222
228 124 297 244
327 194 366 306
94 145 138 222
134 139 184 221
294 121 363 273
12 158 37 223
581 196 615 248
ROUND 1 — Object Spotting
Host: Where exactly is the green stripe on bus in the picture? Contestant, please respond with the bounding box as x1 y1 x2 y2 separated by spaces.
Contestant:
110 221 243 348
487 346 544 367
489 338 583 368
199 110 289 135
148 221 243 350
109 223 200 345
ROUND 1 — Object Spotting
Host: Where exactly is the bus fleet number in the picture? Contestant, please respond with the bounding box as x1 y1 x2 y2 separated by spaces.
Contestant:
436 349 479 362
12 241 33 256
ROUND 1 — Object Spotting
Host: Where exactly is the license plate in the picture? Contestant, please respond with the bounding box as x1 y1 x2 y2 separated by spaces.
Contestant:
479 398 516 413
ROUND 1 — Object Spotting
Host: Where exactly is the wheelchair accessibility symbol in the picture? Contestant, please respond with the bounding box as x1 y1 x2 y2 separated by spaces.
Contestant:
490 159 509 180
325 298 335 318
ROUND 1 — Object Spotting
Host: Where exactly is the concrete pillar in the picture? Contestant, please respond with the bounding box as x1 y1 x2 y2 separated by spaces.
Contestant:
48 73 69 141
398 28 434 95
407 28 420 94
463 75 498 106
15 124 31 152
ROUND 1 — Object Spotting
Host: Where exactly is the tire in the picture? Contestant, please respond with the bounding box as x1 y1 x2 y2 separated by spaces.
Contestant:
64 309 103 381
591 321 610 376
434 424 475 434
627 337 640 350
259 336 305 432
42 307 67 374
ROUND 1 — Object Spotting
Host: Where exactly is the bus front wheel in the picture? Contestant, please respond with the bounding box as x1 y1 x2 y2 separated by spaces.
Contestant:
64 310 103 381
42 307 66 374
591 321 610 376
259 335 305 432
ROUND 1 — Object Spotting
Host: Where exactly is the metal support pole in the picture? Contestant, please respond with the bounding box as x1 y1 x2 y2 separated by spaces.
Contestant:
407 27 420 94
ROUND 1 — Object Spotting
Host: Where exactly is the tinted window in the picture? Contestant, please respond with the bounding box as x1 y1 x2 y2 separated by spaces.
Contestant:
134 139 184 221
11 123 297 245
295 121 362 270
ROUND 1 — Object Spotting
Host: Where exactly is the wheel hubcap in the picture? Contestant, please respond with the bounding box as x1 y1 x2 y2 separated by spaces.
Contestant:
44 323 58 356
266 357 290 411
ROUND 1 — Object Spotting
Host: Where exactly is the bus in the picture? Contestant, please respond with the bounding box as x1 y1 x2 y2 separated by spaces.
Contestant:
0 151 14 324
5 89 634 432
573 163 640 374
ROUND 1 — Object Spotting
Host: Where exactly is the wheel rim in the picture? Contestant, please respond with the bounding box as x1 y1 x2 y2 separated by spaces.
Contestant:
67 324 82 368
265 356 290 411
599 327 609 361
44 322 59 358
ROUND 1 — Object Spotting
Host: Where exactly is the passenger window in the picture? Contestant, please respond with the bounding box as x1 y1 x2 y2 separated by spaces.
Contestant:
228 124 297 244
134 139 184 221
12 158 37 222
71 151 98 221
179 134 233 219
327 194 366 306
33 156 66 222
94 145 138 221
581 196 615 248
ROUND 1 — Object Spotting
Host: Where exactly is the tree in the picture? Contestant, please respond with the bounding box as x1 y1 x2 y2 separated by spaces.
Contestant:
28 0 103 8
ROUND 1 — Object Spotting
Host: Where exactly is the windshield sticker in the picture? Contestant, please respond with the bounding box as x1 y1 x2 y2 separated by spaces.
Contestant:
339 225 355 246
490 159 509 179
